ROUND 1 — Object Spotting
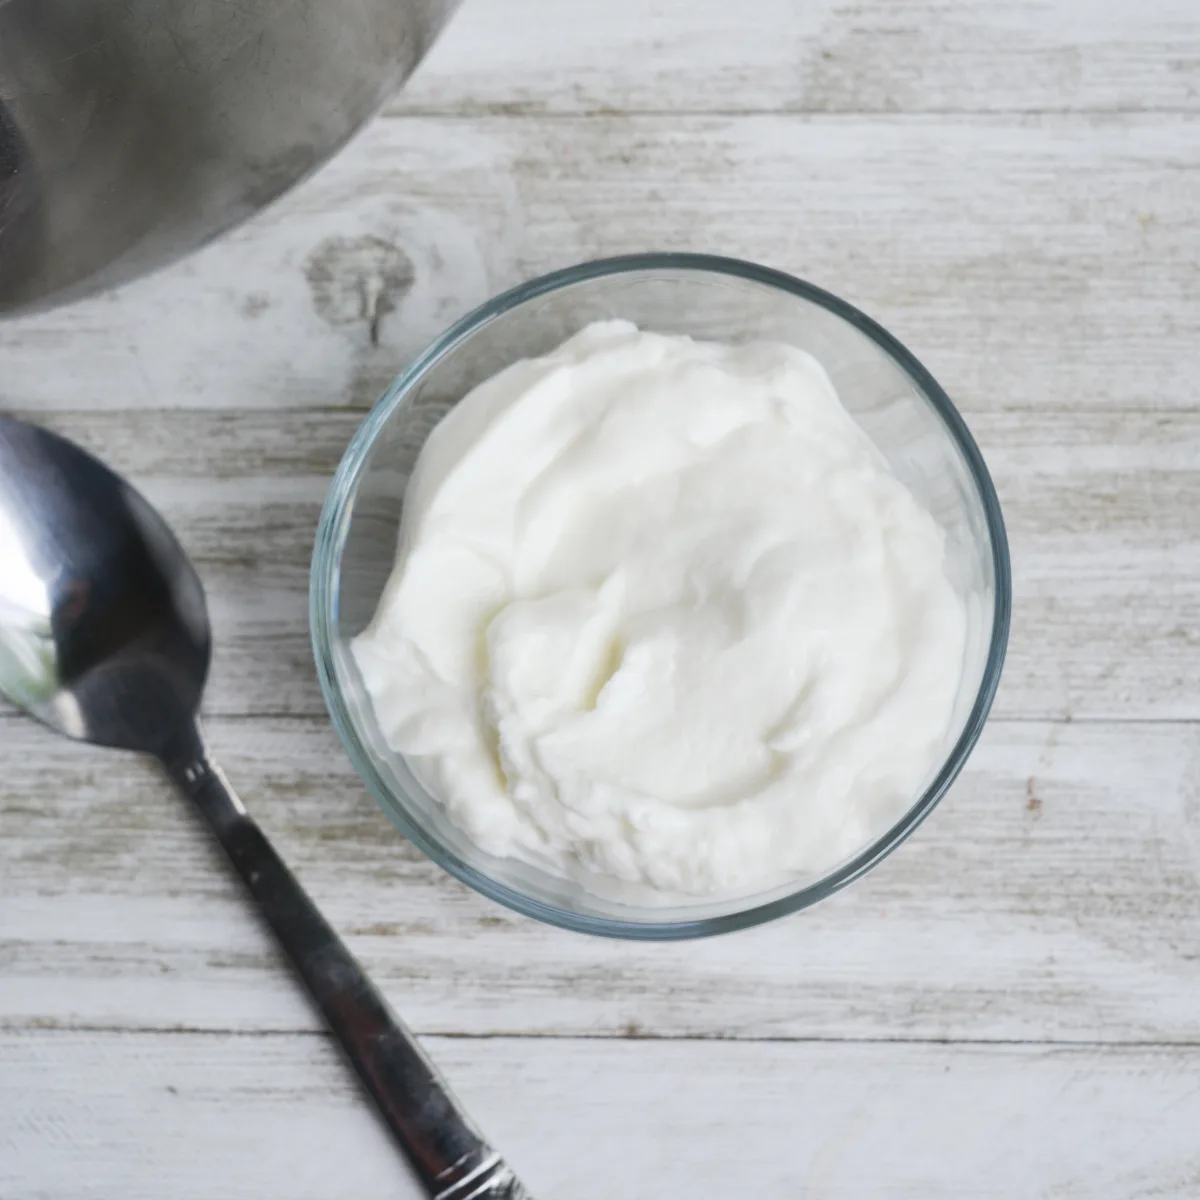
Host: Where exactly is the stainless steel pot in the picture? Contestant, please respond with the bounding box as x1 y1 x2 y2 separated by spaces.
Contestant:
0 0 460 316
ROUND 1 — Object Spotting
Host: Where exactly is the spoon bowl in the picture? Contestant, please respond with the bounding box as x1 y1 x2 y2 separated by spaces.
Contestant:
0 415 209 755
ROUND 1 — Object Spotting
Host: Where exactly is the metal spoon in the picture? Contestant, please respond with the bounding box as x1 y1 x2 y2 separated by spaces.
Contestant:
0 414 530 1200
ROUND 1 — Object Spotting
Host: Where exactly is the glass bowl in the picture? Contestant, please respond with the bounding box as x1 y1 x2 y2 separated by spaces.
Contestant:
310 253 1011 939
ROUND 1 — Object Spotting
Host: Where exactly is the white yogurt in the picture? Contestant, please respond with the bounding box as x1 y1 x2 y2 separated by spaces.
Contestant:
353 321 967 896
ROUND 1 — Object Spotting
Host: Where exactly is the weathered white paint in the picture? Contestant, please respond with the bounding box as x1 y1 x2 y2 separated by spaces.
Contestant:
3 1032 1200 1200
2 2 1198 1197
2 716 1199 1042
0 407 1193 721
0 114 1195 419
397 0 1200 116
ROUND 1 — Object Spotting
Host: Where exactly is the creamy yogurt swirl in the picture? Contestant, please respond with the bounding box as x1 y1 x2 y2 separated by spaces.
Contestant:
354 321 967 895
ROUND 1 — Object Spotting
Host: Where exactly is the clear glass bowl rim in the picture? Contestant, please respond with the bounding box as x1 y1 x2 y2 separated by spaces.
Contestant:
310 252 1013 940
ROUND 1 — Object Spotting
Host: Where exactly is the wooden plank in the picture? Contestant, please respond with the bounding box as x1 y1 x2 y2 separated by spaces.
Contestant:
399 0 1200 116
3 715 1199 1042
2 405 1194 722
1 114 1195 416
4 1030 1200 1200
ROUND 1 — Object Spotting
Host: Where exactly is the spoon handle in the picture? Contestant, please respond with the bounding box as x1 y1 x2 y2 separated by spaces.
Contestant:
165 723 531 1200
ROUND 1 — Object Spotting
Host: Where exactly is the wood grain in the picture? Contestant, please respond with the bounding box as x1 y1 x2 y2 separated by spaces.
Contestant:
1 114 1195 417
3 715 1198 1042
398 0 1200 116
2 405 1194 722
4 1031 1200 1200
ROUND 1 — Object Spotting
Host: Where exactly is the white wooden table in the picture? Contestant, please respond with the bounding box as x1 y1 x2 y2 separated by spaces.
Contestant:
3 3 1199 1196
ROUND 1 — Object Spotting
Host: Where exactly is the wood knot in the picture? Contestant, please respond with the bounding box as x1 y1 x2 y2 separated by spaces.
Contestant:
304 235 415 346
